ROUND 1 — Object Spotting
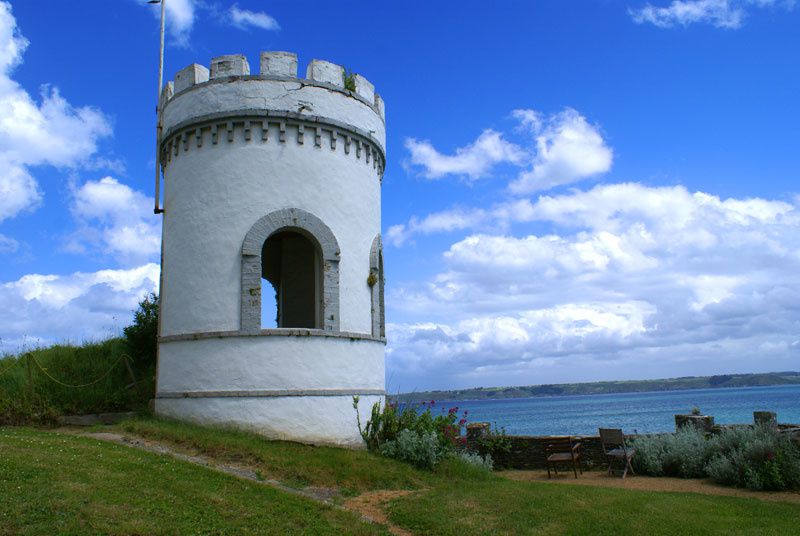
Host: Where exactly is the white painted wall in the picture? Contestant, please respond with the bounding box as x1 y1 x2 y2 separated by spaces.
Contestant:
158 336 385 392
160 128 380 335
155 394 384 446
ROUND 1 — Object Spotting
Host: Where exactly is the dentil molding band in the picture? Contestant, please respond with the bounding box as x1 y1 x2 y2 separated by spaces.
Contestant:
159 110 386 177
156 388 387 399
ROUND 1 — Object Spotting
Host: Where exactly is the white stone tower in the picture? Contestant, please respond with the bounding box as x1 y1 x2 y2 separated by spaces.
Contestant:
154 52 385 446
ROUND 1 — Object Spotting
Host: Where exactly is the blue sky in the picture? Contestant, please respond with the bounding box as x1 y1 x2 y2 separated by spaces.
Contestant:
1 0 799 391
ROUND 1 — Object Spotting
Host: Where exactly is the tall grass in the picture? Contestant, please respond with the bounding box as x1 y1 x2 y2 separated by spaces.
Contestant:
0 338 153 425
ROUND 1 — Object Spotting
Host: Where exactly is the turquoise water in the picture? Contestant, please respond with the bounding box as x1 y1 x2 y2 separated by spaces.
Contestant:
432 384 800 436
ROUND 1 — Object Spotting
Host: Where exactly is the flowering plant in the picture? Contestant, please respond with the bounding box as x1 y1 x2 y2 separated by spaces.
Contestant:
353 397 479 469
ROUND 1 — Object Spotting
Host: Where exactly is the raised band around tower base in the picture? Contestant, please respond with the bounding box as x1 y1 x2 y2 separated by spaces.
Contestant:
154 394 383 446
155 332 385 446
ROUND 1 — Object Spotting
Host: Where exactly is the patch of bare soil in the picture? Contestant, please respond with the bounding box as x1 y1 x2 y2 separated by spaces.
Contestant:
344 490 417 536
503 470 800 505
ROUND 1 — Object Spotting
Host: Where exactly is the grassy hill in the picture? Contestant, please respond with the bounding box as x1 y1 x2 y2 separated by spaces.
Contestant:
397 371 800 403
0 339 153 425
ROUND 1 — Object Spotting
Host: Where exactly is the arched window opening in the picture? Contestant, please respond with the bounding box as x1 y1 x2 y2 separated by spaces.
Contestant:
241 208 339 333
261 230 322 329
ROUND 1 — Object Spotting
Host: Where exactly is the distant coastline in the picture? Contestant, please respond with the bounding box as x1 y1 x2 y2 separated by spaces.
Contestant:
395 371 800 403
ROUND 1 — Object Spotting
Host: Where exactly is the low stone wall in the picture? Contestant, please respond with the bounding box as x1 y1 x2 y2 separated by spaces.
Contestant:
466 424 625 471
492 434 612 471
467 411 800 471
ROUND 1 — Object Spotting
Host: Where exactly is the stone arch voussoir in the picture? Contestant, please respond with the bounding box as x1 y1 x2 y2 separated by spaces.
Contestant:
369 234 385 338
241 208 340 332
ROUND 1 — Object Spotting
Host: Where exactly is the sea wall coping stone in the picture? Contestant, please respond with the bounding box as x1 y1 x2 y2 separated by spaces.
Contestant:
753 411 778 428
675 414 715 433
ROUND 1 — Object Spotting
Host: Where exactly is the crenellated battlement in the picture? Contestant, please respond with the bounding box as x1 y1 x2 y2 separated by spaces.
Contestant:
161 51 385 121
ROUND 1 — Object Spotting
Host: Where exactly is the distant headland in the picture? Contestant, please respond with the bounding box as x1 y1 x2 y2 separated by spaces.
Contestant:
395 371 800 402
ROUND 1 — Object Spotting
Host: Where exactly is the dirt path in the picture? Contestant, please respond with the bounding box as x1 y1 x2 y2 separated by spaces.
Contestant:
503 469 800 505
344 491 417 536
68 430 414 535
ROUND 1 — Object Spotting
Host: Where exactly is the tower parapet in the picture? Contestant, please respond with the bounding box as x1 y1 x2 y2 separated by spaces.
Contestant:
159 52 385 173
155 52 386 446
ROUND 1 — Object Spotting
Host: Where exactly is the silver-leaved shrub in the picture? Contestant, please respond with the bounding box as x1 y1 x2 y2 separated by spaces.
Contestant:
632 425 800 490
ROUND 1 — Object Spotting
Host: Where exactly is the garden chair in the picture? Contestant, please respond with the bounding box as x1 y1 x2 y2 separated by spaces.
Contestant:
545 436 582 479
599 428 635 478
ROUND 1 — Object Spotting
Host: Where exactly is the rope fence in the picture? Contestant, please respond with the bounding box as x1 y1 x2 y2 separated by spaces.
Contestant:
0 357 20 378
0 352 136 389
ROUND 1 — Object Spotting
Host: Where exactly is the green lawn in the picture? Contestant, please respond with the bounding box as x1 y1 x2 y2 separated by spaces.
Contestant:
388 477 800 536
3 420 800 536
118 417 435 495
0 427 384 536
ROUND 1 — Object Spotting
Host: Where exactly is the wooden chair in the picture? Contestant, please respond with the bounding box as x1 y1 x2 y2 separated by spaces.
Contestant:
545 436 582 479
599 428 635 478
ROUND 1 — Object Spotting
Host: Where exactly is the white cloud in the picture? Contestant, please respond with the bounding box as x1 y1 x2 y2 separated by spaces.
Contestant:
405 130 525 180
0 162 40 223
388 182 797 246
141 1 280 44
386 208 490 247
403 108 611 192
0 0 25 72
228 5 280 31
0 2 111 225
386 183 800 390
66 177 161 265
141 0 195 46
0 263 159 353
630 0 792 29
509 108 613 194
444 230 659 274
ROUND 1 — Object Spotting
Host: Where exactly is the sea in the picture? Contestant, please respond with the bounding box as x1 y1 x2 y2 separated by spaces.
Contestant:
431 384 800 436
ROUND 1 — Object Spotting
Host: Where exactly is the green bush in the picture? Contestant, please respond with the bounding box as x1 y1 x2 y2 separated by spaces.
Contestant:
706 426 800 491
379 430 442 470
457 450 494 471
353 397 471 469
123 293 159 368
353 397 467 452
631 428 711 478
632 425 800 491
474 422 511 460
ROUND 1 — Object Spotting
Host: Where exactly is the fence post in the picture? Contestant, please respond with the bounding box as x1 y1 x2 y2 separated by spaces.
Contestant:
26 353 33 399
122 355 139 393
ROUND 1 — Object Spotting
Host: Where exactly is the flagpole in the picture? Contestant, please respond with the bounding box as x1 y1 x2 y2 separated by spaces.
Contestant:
154 0 166 214
153 0 167 403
